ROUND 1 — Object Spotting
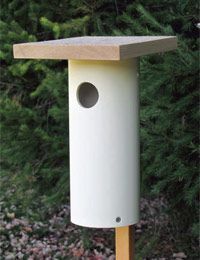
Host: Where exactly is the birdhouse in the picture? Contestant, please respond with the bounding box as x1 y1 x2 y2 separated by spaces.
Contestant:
13 36 177 229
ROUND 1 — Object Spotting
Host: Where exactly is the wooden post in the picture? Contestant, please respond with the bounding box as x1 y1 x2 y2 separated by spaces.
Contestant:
115 225 135 260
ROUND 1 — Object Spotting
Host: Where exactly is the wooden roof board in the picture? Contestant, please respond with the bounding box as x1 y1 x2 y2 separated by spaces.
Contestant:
13 36 177 60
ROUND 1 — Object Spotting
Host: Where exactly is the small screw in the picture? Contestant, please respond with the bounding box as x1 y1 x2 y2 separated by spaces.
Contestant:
116 217 121 223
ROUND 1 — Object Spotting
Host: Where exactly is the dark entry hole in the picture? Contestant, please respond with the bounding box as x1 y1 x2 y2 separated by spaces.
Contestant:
77 82 99 108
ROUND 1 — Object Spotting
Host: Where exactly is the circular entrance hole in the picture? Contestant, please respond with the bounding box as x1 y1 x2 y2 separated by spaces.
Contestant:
77 82 99 108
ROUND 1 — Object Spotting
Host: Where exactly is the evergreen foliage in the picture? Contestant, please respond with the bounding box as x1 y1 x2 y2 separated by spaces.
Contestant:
0 0 198 252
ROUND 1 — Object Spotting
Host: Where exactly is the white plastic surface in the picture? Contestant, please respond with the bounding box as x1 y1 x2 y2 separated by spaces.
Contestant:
68 59 140 228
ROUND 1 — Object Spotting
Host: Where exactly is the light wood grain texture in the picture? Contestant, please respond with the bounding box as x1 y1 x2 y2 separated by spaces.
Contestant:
13 36 177 60
115 225 135 260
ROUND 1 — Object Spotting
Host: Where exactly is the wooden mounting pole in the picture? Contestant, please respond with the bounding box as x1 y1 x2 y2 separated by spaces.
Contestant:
115 225 135 260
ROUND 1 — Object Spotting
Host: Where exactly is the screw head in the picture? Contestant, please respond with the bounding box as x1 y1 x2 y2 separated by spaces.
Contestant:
116 217 121 223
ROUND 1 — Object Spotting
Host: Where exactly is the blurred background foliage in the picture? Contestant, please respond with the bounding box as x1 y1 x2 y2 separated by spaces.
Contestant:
0 0 199 255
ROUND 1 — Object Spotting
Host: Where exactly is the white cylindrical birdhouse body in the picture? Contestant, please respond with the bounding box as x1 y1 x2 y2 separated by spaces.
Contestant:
69 59 140 228
13 36 177 229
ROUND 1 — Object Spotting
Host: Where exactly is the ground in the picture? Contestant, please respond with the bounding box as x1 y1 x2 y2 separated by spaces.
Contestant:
0 192 191 260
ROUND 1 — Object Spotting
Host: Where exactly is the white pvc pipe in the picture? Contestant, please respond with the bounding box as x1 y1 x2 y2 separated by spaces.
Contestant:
68 59 140 228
